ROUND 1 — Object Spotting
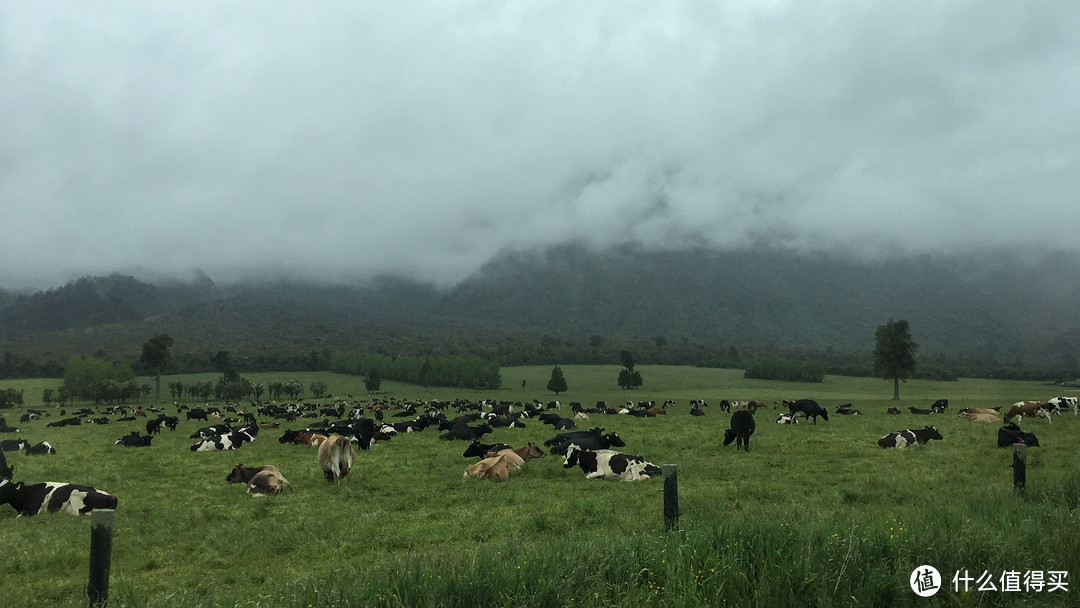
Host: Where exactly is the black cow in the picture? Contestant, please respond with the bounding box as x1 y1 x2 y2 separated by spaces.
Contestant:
0 478 118 516
723 409 756 451
887 408 902 415
25 442 55 455
462 440 514 459
0 451 12 480
116 431 153 447
877 426 943 448
438 422 493 441
0 418 19 433
908 407 933 415
546 430 626 455
997 423 1040 448
835 404 862 415
186 408 208 421
46 417 81 428
787 399 828 424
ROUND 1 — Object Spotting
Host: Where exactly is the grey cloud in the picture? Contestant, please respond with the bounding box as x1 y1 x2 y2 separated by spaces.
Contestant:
2 1 1078 290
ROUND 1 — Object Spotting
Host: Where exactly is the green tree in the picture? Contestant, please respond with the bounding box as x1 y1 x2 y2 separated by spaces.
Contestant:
212 350 240 383
873 319 919 400
617 351 642 389
364 368 382 394
546 365 568 395
139 333 174 401
42 388 54 407
310 380 328 399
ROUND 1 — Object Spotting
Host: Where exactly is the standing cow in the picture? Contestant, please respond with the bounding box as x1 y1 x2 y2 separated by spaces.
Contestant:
318 434 354 483
724 409 756 451
787 399 829 424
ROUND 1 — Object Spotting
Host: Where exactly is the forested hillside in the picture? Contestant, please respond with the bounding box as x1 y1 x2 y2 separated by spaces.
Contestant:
0 246 1077 378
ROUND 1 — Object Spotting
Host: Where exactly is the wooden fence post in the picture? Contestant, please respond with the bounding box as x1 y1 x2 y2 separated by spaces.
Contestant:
663 464 679 532
88 509 114 607
1012 444 1026 490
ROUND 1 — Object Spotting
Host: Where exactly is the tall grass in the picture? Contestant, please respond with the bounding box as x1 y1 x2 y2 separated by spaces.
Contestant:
1 367 1077 607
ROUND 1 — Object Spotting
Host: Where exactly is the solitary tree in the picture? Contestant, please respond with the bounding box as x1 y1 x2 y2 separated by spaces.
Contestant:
139 333 174 401
546 365 568 395
617 350 642 389
873 319 918 400
364 368 382 394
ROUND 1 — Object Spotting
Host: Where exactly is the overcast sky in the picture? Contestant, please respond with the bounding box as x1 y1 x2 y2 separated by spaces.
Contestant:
2 2 1078 290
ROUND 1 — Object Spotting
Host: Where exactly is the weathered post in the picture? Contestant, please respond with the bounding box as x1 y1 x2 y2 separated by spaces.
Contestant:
663 464 679 532
88 509 114 607
1012 444 1026 490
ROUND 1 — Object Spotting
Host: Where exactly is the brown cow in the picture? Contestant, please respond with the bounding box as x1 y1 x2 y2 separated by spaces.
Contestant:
1005 401 1052 424
225 464 292 496
956 411 999 422
485 442 546 470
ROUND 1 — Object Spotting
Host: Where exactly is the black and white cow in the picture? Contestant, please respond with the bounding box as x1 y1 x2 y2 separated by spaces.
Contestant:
877 426 943 448
787 399 829 424
0 418 20 433
930 399 949 414
0 439 30 452
0 478 117 516
561 444 661 481
776 413 799 424
24 442 55 455
724 409 756 451
190 428 255 452
190 424 232 439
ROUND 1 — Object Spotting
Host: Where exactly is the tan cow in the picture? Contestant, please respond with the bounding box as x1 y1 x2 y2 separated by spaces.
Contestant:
318 434 354 483
485 442 546 471
956 411 999 422
463 454 510 482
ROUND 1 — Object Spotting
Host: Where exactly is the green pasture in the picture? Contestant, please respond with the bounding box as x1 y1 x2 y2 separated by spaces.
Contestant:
1 367 1078 607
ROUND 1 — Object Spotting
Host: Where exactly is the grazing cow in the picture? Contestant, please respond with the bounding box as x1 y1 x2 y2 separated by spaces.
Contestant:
930 399 949 414
787 399 828 424
186 408 208 421
718 400 733 413
1005 401 1052 424
561 444 661 481
724 409 756 451
0 478 117 516
463 454 510 482
25 442 55 455
776 413 798 424
317 434 354 483
997 423 1040 448
190 429 255 452
462 441 513 459
745 400 767 414
0 451 12 480
0 439 30 452
116 431 153 447
1047 396 1077 415
225 464 292 496
877 426 943 448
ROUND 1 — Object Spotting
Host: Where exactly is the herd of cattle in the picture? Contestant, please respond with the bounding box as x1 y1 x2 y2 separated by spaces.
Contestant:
1 392 1077 516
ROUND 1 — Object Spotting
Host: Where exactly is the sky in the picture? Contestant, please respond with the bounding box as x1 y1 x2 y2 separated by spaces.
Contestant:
2 2 1078 290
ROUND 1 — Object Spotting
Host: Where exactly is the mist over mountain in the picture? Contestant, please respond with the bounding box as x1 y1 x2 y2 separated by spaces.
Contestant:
1 247 1077 377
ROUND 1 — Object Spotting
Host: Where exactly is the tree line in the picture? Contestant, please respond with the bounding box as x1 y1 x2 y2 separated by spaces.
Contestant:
328 351 502 390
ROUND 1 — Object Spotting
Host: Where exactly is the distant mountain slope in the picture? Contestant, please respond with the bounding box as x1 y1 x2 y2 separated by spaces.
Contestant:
0 247 1077 368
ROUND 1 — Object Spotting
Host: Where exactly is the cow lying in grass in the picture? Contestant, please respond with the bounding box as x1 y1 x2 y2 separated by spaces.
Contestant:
463 454 510 482
561 444 661 481
0 478 117 516
225 464 292 497
877 426 943 448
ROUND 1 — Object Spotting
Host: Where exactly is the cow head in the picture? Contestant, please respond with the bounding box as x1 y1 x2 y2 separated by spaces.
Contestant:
603 432 626 448
723 428 737 446
923 426 944 441
562 444 582 468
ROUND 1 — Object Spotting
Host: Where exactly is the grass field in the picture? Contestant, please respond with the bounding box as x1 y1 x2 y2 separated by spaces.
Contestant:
1 366 1078 607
